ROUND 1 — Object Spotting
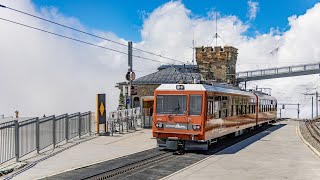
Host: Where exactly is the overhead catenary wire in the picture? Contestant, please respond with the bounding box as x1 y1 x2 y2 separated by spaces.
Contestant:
0 4 186 64
0 17 176 65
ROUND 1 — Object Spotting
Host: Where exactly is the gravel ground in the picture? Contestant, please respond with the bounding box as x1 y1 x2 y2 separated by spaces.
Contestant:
299 120 320 153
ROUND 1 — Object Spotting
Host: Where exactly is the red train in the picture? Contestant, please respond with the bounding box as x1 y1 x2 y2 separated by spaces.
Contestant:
152 84 277 150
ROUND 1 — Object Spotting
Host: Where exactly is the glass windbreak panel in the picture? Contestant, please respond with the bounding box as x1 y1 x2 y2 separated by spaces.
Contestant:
190 95 202 115
156 95 187 114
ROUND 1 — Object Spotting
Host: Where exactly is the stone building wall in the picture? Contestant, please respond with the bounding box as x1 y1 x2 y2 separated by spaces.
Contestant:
137 85 160 97
117 84 159 110
195 46 238 84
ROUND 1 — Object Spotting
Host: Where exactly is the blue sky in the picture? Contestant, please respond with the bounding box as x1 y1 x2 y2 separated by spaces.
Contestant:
32 0 319 41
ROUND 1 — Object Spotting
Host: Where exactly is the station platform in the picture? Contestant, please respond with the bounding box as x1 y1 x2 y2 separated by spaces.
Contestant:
162 120 320 180
5 128 155 180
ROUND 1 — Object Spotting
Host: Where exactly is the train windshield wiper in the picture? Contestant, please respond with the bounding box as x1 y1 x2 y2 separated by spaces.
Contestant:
169 102 180 116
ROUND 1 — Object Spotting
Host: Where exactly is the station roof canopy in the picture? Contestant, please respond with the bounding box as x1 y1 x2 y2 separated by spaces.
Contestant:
132 65 200 85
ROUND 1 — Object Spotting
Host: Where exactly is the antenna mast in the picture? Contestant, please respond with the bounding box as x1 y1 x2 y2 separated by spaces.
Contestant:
215 12 218 47
192 37 195 65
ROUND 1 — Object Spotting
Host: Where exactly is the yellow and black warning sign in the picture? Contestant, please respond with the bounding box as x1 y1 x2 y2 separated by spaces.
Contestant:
96 94 106 124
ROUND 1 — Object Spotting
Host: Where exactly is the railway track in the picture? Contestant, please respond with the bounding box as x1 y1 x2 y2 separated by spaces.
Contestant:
85 151 176 180
305 119 320 144
45 123 280 180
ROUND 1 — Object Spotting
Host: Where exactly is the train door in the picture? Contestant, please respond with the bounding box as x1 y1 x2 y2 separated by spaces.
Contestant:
141 96 154 128
188 94 203 130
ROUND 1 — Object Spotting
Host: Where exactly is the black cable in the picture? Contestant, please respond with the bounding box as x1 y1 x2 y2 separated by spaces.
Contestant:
0 17 172 65
0 4 186 64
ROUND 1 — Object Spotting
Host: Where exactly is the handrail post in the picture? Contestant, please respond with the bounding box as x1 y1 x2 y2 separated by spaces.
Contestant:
126 109 129 132
65 114 69 143
142 109 145 128
111 121 114 136
53 115 56 149
14 120 19 162
88 111 91 135
78 112 81 138
36 117 40 154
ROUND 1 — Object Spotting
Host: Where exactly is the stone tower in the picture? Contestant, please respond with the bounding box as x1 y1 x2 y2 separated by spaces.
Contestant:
195 46 238 85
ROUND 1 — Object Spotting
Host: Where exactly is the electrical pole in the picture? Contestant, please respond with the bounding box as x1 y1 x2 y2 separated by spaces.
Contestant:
297 103 300 119
316 91 318 117
192 39 195 65
128 41 133 109
279 108 282 118
312 96 314 119
278 103 300 119
303 91 319 119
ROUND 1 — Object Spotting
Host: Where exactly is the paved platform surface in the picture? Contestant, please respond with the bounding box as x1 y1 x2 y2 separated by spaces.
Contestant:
7 129 155 180
163 121 320 180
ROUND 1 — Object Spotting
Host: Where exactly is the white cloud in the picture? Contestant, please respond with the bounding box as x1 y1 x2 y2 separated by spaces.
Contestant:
1 0 320 119
247 0 259 21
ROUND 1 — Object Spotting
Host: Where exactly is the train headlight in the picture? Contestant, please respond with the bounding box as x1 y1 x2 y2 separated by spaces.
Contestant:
192 124 201 130
156 123 163 128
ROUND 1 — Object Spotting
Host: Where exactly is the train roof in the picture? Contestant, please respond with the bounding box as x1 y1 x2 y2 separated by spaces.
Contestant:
155 84 277 100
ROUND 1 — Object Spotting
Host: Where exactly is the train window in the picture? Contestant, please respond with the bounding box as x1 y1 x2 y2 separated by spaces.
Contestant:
190 95 202 115
235 97 239 105
214 97 221 119
236 105 239 115
231 105 234 116
156 95 187 115
244 105 247 114
222 101 227 108
208 97 213 115
228 96 233 117
238 97 243 115
222 108 227 118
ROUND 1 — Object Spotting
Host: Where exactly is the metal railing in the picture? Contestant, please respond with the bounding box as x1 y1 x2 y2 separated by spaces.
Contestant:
236 62 320 82
107 107 144 135
0 111 92 164
0 121 15 164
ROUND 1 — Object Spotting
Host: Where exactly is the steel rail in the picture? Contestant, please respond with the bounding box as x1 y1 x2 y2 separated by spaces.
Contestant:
83 152 175 180
305 120 320 144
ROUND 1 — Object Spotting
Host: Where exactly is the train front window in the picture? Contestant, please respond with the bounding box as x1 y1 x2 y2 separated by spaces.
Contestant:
156 95 187 115
190 95 202 115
